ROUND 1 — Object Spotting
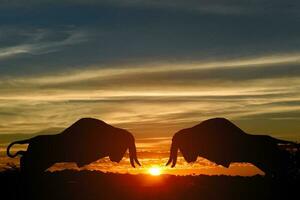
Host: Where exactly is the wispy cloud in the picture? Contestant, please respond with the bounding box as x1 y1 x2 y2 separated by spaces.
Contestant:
1 52 299 85
0 28 88 60
0 53 300 140
2 0 299 15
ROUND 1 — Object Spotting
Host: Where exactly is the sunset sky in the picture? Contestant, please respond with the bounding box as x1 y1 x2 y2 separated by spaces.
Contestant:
0 1 300 175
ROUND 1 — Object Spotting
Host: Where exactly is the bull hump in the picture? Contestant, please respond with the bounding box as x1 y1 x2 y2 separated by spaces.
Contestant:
61 118 115 137
200 118 235 128
76 118 109 127
191 118 245 137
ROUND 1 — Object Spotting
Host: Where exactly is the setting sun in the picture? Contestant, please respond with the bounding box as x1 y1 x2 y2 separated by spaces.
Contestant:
148 167 162 176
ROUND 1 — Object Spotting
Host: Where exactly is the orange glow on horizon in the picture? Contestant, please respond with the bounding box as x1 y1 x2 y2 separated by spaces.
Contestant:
4 144 265 176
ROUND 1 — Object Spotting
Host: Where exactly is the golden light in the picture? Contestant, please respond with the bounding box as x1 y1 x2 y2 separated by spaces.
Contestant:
148 167 162 176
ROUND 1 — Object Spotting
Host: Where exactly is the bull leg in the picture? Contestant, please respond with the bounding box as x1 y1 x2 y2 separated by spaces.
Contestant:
20 154 29 174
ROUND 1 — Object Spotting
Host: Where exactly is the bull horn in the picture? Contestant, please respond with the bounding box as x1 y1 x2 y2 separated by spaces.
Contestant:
129 138 141 168
166 138 178 168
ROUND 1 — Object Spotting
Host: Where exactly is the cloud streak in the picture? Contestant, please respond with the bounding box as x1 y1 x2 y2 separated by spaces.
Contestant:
1 52 300 85
2 0 300 16
0 28 88 60
0 53 300 141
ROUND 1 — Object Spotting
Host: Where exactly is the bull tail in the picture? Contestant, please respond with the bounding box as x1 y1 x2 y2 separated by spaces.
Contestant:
6 139 31 158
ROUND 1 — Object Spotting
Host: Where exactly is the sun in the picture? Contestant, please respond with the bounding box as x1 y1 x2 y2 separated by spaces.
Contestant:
148 167 162 176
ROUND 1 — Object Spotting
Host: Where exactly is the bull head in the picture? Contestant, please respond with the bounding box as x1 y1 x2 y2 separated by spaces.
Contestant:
109 130 141 168
166 134 179 167
166 131 199 168
128 136 141 168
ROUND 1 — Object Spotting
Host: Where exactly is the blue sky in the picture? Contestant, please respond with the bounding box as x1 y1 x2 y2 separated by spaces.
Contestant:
0 1 300 141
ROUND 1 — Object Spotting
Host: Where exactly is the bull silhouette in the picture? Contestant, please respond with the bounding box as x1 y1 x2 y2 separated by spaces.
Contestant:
7 118 140 174
166 118 298 177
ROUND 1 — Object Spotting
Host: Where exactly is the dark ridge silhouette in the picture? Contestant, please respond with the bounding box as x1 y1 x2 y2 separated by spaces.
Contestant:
0 167 299 200
6 118 140 174
166 118 299 178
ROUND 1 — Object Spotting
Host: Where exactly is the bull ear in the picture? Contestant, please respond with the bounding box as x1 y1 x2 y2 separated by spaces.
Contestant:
166 137 178 168
129 137 141 168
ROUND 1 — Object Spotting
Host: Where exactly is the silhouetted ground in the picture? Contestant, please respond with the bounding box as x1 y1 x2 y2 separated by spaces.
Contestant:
0 167 298 200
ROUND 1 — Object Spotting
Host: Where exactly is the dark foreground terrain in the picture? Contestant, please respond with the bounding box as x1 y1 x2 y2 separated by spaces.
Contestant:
0 167 298 200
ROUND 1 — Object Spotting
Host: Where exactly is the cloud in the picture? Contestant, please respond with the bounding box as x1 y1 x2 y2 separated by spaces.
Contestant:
0 1 299 143
2 0 300 15
0 77 299 140
1 52 299 86
0 53 299 139
0 2 299 77
0 27 88 60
